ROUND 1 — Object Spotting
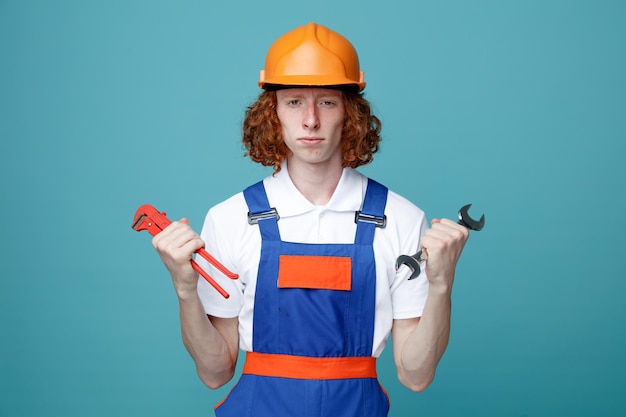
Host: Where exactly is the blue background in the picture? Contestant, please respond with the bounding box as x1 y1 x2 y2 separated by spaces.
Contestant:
1 1 625 416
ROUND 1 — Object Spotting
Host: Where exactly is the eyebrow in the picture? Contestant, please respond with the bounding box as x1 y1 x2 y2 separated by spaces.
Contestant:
281 92 341 100
281 93 305 99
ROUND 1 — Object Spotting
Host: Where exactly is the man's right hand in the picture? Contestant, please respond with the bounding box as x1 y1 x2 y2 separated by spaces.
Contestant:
152 218 205 298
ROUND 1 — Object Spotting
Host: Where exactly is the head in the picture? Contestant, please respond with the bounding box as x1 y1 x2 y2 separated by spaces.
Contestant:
242 23 381 173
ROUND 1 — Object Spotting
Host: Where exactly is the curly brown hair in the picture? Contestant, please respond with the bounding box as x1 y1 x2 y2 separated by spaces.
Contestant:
242 89 381 173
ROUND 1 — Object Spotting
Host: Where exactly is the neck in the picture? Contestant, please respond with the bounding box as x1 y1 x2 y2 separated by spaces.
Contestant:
286 158 344 206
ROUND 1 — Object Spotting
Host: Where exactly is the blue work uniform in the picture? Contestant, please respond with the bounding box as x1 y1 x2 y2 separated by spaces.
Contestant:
215 178 391 417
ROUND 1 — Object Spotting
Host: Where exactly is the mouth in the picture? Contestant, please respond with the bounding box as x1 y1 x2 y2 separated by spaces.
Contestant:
298 137 324 145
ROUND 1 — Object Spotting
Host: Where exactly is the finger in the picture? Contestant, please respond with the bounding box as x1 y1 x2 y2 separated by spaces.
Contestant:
438 217 465 229
168 221 205 250
422 225 456 243
430 219 469 239
432 218 460 230
153 222 197 251
152 222 182 247
166 229 201 253
179 237 205 256
420 223 468 255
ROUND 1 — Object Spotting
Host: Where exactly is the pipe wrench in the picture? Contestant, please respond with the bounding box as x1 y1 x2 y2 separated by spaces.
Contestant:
132 204 238 299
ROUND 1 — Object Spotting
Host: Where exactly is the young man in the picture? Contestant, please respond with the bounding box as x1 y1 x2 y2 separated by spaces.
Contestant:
153 22 469 416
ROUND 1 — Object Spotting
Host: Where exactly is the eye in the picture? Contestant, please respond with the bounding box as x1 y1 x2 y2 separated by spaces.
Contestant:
287 99 301 106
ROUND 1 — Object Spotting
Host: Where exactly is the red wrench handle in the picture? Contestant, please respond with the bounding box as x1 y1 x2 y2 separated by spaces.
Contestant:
196 248 239 279
191 259 231 299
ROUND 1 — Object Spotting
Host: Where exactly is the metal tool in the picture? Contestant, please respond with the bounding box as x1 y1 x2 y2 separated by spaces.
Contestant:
395 204 485 280
132 204 238 298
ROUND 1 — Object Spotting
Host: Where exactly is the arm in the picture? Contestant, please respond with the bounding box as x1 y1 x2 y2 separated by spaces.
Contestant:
152 218 239 389
391 218 469 392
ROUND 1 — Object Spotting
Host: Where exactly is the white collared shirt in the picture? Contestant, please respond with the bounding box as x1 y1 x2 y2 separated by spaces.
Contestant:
197 162 429 357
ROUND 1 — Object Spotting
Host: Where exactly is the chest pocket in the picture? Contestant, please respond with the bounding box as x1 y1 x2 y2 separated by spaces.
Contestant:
278 255 352 291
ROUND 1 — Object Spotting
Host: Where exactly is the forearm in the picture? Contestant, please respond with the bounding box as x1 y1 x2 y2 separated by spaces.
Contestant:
178 291 237 389
394 216 469 391
151 219 239 388
395 285 452 392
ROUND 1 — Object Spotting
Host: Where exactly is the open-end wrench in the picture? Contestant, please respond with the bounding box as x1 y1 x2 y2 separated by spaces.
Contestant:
132 204 239 298
395 204 485 280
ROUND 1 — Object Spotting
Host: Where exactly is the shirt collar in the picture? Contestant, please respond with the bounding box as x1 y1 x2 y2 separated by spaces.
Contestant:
264 161 366 218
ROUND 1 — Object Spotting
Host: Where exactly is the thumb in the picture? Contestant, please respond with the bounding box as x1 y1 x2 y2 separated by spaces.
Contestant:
431 218 441 225
179 217 190 225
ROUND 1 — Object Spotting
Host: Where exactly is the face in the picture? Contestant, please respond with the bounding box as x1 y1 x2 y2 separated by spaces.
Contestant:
275 88 345 170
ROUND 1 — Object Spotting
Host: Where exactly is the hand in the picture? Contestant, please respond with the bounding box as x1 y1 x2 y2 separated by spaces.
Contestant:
152 218 205 298
420 218 469 292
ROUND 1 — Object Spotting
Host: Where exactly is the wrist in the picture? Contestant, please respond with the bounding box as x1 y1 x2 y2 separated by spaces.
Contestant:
426 280 453 297
176 284 200 301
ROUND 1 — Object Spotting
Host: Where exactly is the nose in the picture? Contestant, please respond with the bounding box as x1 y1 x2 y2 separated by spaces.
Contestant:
303 102 320 130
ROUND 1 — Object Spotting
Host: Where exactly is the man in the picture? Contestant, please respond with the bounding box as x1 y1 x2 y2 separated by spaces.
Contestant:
153 22 469 416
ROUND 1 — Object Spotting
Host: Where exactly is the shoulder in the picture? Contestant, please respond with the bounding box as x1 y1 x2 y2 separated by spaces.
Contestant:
369 176 426 231
357 172 424 216
385 188 425 222
206 191 248 224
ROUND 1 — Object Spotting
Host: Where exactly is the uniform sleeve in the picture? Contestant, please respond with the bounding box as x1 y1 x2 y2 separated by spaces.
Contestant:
196 202 245 318
389 206 429 319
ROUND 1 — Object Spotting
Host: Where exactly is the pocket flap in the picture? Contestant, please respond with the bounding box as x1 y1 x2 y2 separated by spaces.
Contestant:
277 255 352 291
